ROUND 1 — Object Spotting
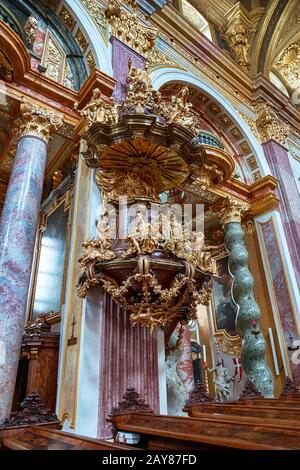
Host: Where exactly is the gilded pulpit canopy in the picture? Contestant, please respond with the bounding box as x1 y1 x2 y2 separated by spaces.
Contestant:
76 63 237 331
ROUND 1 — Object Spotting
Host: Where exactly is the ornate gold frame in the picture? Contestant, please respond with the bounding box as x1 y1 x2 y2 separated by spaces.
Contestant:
210 254 242 356
26 185 73 325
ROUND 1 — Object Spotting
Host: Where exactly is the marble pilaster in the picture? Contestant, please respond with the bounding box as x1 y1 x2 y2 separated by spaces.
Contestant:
262 140 300 292
0 99 63 420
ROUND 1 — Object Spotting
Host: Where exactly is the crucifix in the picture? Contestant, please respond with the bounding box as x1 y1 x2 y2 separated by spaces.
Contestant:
67 316 77 346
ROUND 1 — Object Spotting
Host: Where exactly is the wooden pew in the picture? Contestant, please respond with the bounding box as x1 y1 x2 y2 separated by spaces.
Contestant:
239 398 300 407
1 424 140 450
187 402 300 421
109 412 300 450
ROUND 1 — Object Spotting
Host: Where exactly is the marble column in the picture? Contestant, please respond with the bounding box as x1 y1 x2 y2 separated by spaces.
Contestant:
218 198 274 397
0 99 63 420
262 140 300 292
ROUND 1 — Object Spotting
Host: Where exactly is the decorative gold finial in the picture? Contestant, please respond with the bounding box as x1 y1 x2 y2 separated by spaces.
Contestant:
13 98 64 143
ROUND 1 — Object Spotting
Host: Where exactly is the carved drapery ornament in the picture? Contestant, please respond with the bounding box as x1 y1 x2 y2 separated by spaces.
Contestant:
24 15 38 45
13 98 64 143
105 0 158 58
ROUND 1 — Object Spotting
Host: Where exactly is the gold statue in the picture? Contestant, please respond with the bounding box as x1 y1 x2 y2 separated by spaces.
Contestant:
52 169 63 189
166 86 201 135
79 211 116 267
123 207 159 256
124 58 162 114
75 88 119 128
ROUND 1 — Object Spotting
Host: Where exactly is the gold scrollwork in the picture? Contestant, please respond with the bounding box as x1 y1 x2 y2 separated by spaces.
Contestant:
13 98 64 143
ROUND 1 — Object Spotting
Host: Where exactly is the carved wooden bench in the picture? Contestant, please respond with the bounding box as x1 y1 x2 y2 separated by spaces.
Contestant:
186 402 300 421
1 424 140 450
238 398 300 407
109 412 300 450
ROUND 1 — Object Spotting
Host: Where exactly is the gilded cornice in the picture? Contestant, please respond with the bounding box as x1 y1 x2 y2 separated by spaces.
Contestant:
150 4 254 108
13 98 64 143
220 175 279 217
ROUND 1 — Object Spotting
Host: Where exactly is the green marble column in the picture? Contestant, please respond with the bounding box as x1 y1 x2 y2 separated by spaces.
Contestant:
220 199 274 397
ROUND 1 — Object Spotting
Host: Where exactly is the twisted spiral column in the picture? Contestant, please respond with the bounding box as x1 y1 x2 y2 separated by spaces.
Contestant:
219 198 274 397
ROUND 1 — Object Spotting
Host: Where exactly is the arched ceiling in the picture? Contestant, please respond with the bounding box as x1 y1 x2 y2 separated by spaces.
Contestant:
173 0 300 99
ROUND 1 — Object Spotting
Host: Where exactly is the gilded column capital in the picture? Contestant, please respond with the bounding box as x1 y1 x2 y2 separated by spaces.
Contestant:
13 98 64 144
255 102 290 145
216 197 249 225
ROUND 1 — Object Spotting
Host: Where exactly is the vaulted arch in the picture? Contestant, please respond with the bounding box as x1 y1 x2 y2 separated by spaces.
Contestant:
151 67 271 180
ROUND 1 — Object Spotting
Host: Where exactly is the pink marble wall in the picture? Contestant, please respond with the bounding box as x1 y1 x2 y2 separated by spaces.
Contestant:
263 140 300 291
261 218 300 384
97 293 160 439
111 37 146 102
177 325 194 392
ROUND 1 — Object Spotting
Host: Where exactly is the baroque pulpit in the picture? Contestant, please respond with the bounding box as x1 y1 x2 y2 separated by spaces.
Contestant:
71 61 274 436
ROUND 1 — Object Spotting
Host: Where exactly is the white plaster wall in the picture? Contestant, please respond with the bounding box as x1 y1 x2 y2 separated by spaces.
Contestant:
73 171 103 437
157 328 167 414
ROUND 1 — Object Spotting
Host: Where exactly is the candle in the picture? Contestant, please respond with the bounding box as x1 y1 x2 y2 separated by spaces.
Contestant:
202 344 207 366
